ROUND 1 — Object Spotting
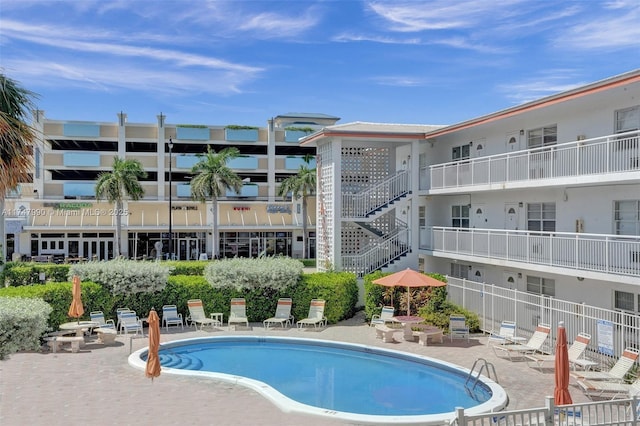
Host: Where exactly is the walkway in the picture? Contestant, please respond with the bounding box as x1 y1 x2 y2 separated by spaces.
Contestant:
0 312 591 426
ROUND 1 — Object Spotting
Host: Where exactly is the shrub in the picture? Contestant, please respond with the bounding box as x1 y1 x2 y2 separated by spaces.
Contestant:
0 297 53 359
1 262 71 286
166 260 206 276
69 259 172 295
290 272 358 324
204 257 303 291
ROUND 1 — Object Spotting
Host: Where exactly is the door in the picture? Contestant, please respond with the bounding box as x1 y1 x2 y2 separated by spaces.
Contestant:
473 204 486 229
505 203 519 230
250 238 261 257
419 206 428 248
307 237 316 259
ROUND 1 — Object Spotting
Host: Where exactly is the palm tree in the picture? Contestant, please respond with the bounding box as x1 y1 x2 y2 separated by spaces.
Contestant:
190 146 242 259
95 157 147 258
0 74 38 264
278 155 316 259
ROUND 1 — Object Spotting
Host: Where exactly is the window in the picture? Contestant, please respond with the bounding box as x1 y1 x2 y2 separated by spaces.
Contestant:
615 200 640 235
526 276 555 297
527 203 556 232
452 144 470 161
450 263 469 279
615 106 639 150
452 205 470 228
527 125 557 148
615 290 635 312
616 106 640 133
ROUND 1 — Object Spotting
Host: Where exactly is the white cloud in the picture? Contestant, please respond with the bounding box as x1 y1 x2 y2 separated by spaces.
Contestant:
371 76 427 87
498 71 587 104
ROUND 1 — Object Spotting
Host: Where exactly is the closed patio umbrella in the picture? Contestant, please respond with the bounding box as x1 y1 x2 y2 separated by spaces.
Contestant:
554 321 572 406
145 309 161 380
372 268 446 316
68 275 84 324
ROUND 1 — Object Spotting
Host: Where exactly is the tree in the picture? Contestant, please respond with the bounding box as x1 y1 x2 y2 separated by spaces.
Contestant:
277 155 316 259
0 74 38 264
95 157 147 258
190 146 242 259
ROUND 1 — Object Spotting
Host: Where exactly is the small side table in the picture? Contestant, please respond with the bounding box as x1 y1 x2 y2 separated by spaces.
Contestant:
210 312 224 327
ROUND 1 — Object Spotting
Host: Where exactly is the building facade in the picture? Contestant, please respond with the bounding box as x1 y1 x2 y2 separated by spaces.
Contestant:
3 112 339 261
306 69 640 312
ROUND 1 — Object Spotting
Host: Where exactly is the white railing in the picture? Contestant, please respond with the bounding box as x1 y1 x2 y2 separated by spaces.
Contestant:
430 227 640 278
456 395 639 426
446 276 640 364
430 130 640 190
342 170 410 218
342 228 410 277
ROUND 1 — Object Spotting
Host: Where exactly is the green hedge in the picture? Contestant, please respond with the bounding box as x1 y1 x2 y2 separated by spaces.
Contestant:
0 271 359 329
1 262 71 286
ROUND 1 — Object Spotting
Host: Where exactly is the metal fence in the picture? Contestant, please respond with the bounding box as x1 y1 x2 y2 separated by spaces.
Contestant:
456 395 639 426
446 277 640 367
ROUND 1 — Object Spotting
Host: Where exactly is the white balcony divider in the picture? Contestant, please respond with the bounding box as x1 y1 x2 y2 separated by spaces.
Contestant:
430 130 640 190
342 170 410 218
342 227 410 277
430 226 640 278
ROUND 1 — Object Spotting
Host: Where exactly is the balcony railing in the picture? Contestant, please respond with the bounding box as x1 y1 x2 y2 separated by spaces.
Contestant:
428 226 640 278
342 170 410 218
429 130 640 191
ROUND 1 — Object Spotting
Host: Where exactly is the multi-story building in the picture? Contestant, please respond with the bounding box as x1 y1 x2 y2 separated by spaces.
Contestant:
306 69 640 311
2 112 339 262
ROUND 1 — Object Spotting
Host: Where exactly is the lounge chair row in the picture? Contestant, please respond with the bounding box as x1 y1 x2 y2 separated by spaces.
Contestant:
187 298 328 330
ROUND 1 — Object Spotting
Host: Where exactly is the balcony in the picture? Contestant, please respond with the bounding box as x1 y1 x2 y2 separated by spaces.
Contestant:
425 226 640 281
428 130 640 193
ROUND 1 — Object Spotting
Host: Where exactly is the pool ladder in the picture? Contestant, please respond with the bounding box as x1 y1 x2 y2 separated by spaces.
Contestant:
466 358 499 393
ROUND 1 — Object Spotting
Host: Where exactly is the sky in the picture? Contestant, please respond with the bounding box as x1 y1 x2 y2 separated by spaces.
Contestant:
1 0 639 128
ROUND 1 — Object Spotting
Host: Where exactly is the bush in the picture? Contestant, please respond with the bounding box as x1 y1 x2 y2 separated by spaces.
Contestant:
205 256 303 291
1 262 71 286
0 297 53 359
69 259 172 295
165 260 207 276
290 272 358 324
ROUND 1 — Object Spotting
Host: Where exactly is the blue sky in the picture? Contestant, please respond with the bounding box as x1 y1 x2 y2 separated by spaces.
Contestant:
2 0 639 127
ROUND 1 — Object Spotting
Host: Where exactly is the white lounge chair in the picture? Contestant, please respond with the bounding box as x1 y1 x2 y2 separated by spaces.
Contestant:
297 299 327 329
492 323 551 361
119 311 144 336
570 348 639 382
162 304 184 331
228 298 249 329
525 332 594 372
577 376 640 400
89 311 115 329
487 320 517 345
370 306 397 327
263 298 294 328
449 314 470 341
187 299 219 330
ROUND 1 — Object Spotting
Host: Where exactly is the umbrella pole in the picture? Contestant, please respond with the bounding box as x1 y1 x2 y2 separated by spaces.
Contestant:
407 286 410 316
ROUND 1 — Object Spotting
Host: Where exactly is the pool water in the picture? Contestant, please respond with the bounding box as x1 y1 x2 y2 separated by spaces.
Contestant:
130 336 507 425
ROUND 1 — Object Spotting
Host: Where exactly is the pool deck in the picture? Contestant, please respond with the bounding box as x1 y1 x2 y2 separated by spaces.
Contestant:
0 312 591 426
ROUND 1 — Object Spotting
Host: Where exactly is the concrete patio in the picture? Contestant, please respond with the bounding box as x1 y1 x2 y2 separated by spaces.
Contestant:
0 311 592 426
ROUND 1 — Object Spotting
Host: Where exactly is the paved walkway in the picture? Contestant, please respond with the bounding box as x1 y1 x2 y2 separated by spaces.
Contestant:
0 312 591 426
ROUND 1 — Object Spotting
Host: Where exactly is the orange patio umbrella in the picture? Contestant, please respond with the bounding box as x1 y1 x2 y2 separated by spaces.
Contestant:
554 321 572 406
372 268 446 316
145 309 161 380
68 275 85 324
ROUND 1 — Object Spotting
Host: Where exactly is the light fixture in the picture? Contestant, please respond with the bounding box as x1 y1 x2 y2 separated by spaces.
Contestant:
520 129 525 136
577 277 585 281
517 273 522 278
168 138 174 260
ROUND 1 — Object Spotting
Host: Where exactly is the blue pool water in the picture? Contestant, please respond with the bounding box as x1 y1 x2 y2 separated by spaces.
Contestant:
129 336 507 425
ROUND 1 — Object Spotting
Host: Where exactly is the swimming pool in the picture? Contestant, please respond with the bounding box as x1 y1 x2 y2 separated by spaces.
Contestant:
129 336 507 425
